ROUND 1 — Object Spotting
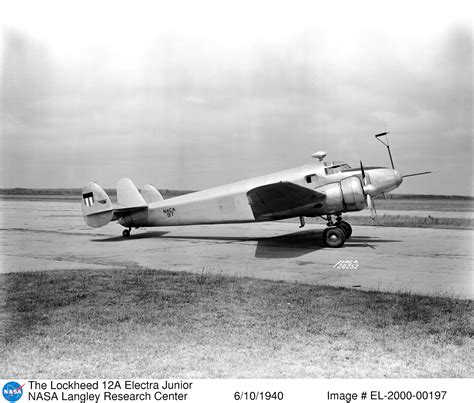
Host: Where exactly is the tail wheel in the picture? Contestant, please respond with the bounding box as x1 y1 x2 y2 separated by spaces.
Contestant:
337 221 352 239
323 227 346 248
122 229 131 238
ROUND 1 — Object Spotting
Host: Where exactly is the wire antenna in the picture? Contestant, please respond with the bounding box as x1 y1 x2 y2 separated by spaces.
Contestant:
375 132 395 169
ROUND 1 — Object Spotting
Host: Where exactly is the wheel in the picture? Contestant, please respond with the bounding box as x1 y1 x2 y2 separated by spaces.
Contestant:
337 220 352 239
122 229 131 238
323 227 346 248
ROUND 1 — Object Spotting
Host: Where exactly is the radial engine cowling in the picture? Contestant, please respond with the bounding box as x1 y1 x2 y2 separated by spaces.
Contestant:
319 176 366 214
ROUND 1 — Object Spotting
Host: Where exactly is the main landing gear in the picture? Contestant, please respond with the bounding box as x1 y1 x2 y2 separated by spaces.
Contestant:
122 227 140 238
321 214 352 248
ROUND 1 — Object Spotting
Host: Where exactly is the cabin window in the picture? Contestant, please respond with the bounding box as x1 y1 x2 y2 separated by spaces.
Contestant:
305 174 316 183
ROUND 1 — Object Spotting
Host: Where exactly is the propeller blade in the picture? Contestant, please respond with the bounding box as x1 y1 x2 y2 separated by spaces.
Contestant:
361 160 376 220
367 194 377 219
360 160 370 186
360 160 365 181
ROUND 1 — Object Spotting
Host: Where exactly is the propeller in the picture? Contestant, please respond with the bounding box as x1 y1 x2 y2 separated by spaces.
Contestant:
360 161 377 219
367 194 377 217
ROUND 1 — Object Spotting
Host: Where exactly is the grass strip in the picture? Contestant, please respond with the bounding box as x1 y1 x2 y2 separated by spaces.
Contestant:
1 269 472 378
339 215 473 230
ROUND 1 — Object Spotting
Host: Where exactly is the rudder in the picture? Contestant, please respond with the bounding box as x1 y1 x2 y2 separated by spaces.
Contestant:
141 184 164 203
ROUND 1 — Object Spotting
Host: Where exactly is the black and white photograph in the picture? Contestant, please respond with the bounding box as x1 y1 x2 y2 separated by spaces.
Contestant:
1 0 472 399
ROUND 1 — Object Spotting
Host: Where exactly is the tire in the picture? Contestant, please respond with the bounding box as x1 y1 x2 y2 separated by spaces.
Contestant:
122 229 130 238
337 221 352 239
323 227 346 248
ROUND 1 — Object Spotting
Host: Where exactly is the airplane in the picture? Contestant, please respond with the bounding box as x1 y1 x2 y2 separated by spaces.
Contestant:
81 133 431 247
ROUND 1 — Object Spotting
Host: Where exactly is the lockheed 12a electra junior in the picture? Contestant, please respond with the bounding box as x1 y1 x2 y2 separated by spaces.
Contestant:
81 133 430 247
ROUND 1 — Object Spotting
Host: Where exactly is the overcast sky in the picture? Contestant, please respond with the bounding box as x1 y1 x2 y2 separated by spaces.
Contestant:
1 0 472 195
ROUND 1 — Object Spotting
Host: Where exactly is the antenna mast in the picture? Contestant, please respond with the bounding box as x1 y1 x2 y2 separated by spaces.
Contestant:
375 132 395 169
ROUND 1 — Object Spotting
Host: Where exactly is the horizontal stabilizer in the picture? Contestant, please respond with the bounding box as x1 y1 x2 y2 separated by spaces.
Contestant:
117 178 147 208
112 205 148 221
141 184 164 203
81 182 113 228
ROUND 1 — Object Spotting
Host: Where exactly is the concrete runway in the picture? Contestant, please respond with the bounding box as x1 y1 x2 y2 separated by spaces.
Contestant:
1 200 472 298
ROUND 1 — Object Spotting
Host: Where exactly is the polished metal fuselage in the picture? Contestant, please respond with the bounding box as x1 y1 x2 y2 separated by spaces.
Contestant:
119 162 402 228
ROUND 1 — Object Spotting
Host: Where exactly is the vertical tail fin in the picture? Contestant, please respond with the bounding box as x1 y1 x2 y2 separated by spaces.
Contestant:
141 184 164 203
81 182 113 227
116 178 147 207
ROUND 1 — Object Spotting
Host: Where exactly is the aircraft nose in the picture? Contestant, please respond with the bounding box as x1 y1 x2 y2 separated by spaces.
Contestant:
394 170 403 187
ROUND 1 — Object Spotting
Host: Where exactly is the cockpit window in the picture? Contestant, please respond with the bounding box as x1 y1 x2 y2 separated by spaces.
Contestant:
324 163 351 175
323 160 350 167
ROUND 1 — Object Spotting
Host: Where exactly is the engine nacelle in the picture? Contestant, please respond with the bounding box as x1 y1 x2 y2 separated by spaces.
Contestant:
318 176 366 214
340 176 366 211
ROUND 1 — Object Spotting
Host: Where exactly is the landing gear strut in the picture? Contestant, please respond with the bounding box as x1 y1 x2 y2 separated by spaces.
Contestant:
321 214 352 247
122 228 131 238
335 216 352 239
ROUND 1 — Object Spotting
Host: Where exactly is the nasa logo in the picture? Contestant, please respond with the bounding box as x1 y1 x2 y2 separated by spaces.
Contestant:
2 382 24 402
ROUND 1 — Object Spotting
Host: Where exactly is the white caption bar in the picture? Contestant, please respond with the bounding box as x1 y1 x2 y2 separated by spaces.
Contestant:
1 379 470 403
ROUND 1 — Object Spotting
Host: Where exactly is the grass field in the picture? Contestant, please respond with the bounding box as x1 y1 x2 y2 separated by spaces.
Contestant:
371 197 473 212
1 269 472 378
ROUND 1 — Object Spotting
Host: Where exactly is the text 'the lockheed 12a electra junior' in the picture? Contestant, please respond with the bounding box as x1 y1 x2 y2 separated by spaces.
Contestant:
81 133 431 247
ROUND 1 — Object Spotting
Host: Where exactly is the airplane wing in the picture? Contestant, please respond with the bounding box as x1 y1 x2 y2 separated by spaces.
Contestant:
247 182 326 220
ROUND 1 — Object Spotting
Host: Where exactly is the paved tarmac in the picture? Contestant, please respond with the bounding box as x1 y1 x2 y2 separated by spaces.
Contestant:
1 200 472 298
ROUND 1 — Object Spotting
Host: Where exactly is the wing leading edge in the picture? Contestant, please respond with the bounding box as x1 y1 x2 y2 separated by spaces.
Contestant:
247 182 326 221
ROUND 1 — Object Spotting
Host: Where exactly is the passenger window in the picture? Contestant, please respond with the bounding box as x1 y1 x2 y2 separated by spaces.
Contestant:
305 174 316 183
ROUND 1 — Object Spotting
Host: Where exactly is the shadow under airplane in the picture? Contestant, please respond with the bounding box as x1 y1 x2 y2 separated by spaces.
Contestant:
92 229 401 259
